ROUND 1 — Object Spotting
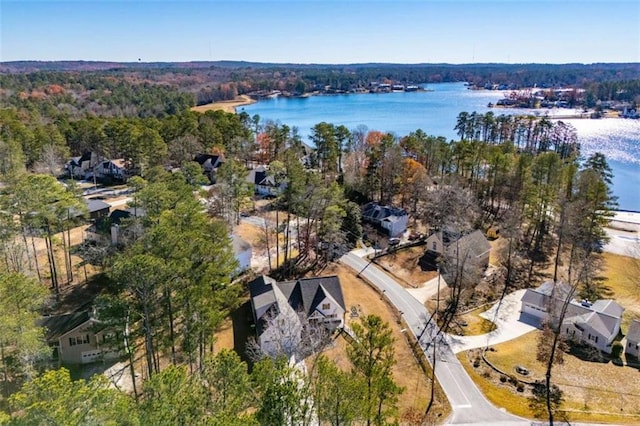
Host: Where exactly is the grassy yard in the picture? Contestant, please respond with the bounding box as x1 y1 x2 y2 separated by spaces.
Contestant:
600 253 640 330
462 330 640 423
457 253 640 424
454 305 497 336
322 263 451 423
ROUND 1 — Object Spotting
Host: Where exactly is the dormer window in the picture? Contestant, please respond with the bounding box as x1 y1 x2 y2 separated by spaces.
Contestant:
322 303 330 310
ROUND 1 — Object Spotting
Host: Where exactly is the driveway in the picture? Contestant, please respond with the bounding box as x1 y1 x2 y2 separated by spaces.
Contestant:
340 252 530 425
446 289 538 354
406 275 449 304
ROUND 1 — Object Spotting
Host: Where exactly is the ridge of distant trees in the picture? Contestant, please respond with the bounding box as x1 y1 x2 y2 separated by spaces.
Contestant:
2 62 638 111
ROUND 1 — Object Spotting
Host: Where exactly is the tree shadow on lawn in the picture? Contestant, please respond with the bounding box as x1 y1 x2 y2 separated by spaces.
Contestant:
231 301 254 367
623 353 640 371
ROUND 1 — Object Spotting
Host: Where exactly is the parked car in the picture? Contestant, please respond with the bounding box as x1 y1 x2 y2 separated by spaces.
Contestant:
388 237 401 246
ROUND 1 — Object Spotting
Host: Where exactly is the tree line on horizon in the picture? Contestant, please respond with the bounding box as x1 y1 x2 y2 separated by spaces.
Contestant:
1 62 638 107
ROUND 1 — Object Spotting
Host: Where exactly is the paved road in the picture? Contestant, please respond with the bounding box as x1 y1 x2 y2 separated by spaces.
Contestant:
340 252 530 425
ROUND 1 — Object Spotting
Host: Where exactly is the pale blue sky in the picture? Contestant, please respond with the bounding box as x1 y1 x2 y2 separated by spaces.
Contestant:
1 0 639 63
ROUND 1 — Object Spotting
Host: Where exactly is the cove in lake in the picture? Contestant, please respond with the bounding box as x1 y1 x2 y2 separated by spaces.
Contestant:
242 82 640 211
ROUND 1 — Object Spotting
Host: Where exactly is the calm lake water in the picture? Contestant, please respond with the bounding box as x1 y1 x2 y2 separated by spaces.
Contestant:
242 82 640 211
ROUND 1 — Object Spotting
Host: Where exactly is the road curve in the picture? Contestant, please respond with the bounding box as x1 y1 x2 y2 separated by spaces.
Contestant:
340 252 530 425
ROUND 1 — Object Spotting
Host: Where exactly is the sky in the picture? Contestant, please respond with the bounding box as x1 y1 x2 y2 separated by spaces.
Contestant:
1 0 639 64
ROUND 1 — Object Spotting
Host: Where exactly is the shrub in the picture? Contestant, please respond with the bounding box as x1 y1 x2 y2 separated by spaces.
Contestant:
516 383 525 392
611 341 624 359
500 375 507 383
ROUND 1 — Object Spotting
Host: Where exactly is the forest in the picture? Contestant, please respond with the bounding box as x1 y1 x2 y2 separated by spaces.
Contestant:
0 66 622 424
2 61 639 105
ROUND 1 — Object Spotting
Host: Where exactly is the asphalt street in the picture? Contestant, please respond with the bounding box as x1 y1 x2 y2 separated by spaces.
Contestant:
340 252 530 425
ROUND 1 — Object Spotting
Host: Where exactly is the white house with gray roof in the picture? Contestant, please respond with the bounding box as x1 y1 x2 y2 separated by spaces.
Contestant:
425 229 491 269
521 281 624 354
361 202 408 237
248 275 346 357
625 320 640 358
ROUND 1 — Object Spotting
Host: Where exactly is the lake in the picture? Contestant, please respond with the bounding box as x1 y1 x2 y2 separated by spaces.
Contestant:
242 83 640 211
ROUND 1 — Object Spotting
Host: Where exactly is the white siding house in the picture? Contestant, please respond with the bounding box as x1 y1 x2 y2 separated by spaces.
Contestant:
626 320 640 358
521 281 624 354
249 275 346 358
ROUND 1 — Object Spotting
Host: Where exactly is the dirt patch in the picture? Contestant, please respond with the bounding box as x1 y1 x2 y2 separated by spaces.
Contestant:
234 222 264 250
374 246 438 288
190 95 256 114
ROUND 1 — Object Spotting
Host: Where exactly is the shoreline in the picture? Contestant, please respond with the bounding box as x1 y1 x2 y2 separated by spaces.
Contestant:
191 94 256 114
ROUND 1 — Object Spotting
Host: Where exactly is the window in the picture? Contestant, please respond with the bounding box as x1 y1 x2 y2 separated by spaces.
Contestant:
69 337 77 346
594 336 598 343
322 303 330 310
432 242 437 251
82 334 90 344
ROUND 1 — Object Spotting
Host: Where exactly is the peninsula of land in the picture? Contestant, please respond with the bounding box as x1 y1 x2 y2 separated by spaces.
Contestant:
190 94 256 113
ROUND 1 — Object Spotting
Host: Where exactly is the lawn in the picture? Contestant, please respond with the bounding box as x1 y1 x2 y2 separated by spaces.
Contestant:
454 248 640 424
600 253 640 330
453 305 497 336
322 263 450 423
463 330 640 423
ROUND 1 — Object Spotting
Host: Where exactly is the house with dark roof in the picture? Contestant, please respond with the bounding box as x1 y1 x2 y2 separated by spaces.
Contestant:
108 207 146 244
424 229 491 269
625 319 640 358
521 281 625 354
361 202 409 237
248 275 346 357
194 153 224 183
85 199 111 221
65 152 98 179
95 159 127 181
246 166 286 197
38 311 121 364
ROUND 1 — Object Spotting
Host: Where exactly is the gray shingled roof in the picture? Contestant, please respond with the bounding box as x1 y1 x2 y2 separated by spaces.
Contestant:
249 275 345 323
248 275 277 320
627 320 640 343
291 276 345 315
85 199 111 213
38 311 91 342
455 230 491 258
522 281 575 309
591 300 624 318
566 311 619 339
